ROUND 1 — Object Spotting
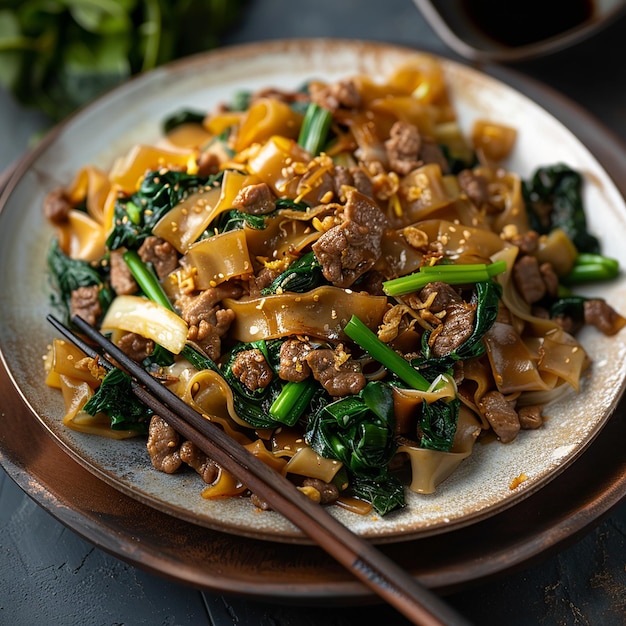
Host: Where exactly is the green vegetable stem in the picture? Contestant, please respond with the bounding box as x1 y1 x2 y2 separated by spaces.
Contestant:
297 102 332 155
382 260 506 297
343 315 431 391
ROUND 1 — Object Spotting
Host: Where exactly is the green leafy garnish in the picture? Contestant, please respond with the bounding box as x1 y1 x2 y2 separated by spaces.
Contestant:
305 381 404 515
106 169 218 250
83 368 151 433
46 238 112 322
523 163 600 254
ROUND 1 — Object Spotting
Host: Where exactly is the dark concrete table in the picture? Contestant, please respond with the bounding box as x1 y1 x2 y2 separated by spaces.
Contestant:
2 1 626 624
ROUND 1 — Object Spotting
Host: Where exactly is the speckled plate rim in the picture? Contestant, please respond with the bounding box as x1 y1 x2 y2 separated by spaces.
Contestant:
1 39 626 545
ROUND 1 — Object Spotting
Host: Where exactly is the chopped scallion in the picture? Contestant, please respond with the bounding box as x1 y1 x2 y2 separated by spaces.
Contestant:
382 260 507 297
297 102 332 155
269 379 318 426
343 315 430 391
123 250 174 311
564 252 620 284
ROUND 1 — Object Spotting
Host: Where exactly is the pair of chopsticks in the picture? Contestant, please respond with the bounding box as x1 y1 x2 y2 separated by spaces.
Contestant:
47 313 470 626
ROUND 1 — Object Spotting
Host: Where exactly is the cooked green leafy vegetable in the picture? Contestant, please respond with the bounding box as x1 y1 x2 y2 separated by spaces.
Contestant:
305 381 404 515
106 169 220 250
523 163 600 254
83 368 152 433
47 238 112 322
162 109 206 134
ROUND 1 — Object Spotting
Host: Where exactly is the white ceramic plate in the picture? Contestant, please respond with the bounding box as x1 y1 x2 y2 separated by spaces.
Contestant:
1 39 625 543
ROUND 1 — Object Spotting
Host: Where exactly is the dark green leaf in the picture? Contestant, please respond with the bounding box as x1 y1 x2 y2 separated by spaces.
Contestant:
523 163 600 254
46 238 112 322
349 473 405 516
162 108 206 134
261 251 325 295
83 368 151 433
419 397 460 452
106 169 219 250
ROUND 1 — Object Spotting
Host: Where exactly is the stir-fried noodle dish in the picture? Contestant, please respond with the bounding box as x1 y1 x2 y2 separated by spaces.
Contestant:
44 55 625 517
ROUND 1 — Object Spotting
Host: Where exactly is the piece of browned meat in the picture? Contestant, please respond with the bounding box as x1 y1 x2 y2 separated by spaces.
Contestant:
312 189 387 288
458 169 490 209
305 348 365 396
302 478 340 505
177 283 242 360
117 332 155 362
279 338 313 382
179 440 219 484
147 415 182 473
430 302 476 357
109 249 138 295
309 78 361 111
584 299 626 335
513 254 547 304
232 182 276 215
138 236 179 280
385 120 422 175
231 348 273 392
478 391 520 443
418 281 463 313
43 187 72 223
70 285 101 326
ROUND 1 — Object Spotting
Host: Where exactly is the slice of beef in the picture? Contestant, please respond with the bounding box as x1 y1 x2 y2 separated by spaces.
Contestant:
305 348 365 397
138 236 179 280
312 189 387 288
458 169 490 208
478 390 520 443
418 281 463 313
178 283 243 326
196 152 221 177
70 285 101 327
506 229 540 255
333 165 374 200
147 415 182 473
309 78 361 111
179 440 219 484
518 405 544 430
117 331 155 363
43 187 72 223
232 182 276 215
513 254 546 304
231 348 273 392
279 338 313 382
178 283 242 360
584 299 626 335
186 308 235 361
109 249 138 295
419 138 449 173
384 121 422 176
302 478 340 505
539 262 559 298
430 301 476 357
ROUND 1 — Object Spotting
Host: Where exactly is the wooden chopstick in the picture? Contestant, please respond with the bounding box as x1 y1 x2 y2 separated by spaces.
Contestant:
47 313 470 626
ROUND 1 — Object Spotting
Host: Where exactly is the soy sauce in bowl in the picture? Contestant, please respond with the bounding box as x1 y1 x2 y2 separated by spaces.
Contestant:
461 0 594 47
